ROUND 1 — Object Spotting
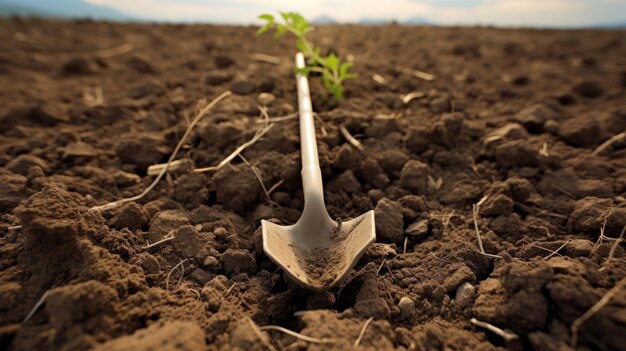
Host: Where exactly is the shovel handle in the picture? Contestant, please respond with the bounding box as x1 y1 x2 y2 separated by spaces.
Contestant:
295 53 325 204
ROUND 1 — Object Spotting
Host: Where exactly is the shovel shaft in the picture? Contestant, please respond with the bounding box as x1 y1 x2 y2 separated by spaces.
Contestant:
295 53 325 202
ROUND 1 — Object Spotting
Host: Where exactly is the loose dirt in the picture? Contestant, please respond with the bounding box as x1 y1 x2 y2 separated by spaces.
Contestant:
1 18 625 350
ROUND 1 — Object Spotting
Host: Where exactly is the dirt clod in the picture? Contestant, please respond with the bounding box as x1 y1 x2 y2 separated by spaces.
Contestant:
374 198 405 243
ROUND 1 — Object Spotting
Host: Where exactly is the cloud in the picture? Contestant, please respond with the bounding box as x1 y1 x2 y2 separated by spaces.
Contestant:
85 0 626 26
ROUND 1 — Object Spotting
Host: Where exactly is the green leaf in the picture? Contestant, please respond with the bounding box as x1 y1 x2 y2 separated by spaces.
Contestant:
339 62 353 79
256 14 274 36
273 24 287 39
289 12 310 34
322 70 333 90
325 53 339 71
295 40 308 53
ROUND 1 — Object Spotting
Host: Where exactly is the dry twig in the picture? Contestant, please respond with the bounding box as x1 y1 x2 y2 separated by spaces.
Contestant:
339 124 364 151
255 112 298 124
95 43 134 58
224 282 237 297
570 277 626 347
188 288 200 300
396 65 436 81
372 73 392 89
90 91 232 212
143 234 175 250
259 325 336 344
147 159 185 176
400 91 425 104
593 131 626 156
166 259 187 290
590 209 615 257
441 209 455 237
599 226 625 272
24 289 51 323
542 240 570 260
238 155 279 205
354 317 374 347
247 318 278 351
194 123 273 173
472 197 501 259
471 318 519 342
250 53 282 65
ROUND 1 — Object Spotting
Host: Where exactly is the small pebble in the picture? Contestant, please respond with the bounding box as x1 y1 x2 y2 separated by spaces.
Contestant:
455 282 476 308
258 92 275 106
202 256 220 267
398 296 415 319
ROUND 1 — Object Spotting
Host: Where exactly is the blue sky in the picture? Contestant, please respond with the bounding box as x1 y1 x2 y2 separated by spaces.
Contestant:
85 0 626 26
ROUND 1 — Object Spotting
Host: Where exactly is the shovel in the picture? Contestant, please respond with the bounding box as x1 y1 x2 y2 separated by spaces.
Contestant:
261 53 376 291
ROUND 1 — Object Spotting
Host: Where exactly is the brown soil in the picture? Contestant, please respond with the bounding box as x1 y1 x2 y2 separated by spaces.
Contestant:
1 18 626 351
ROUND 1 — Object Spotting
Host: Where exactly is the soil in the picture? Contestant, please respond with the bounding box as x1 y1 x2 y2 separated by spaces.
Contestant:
1 18 626 351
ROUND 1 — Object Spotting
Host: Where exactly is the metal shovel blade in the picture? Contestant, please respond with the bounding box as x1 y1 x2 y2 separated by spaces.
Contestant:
261 52 376 291
262 211 375 291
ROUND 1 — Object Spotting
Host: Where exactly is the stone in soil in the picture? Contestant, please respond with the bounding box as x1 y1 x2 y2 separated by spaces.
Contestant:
558 115 603 147
399 159 430 195
455 282 475 308
374 198 405 243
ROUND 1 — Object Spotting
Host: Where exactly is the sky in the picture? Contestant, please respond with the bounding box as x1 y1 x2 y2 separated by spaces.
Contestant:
84 0 626 27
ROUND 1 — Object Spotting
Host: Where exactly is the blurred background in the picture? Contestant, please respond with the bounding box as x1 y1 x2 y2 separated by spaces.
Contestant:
1 0 625 27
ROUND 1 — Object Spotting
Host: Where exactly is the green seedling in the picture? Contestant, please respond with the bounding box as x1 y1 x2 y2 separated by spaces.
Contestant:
257 12 355 100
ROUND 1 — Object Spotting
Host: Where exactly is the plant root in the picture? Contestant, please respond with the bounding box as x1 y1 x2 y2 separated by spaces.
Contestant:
95 42 133 58
570 276 626 347
542 240 570 260
354 317 373 347
247 318 278 351
143 233 175 250
250 53 282 65
472 197 502 259
224 282 237 297
372 73 392 90
24 289 51 323
255 112 298 124
166 259 187 290
89 91 232 212
396 65 436 81
238 154 279 206
339 124 364 151
593 131 626 156
471 318 519 342
194 123 273 173
147 159 185 176
400 91 425 104
259 325 336 344
599 226 625 272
